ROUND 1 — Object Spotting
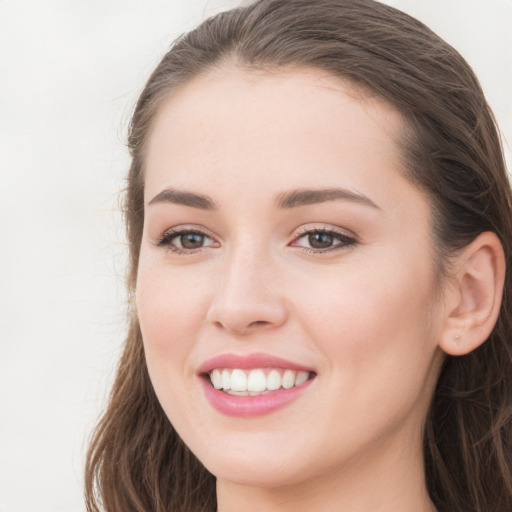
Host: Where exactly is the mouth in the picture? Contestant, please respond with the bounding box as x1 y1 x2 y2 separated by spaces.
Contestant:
206 368 313 396
198 353 316 417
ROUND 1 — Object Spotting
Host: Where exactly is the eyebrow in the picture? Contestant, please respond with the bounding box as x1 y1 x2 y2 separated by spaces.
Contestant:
147 186 380 211
274 188 381 210
148 188 217 210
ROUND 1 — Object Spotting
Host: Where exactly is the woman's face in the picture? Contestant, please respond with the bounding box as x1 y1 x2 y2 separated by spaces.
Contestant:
137 66 446 489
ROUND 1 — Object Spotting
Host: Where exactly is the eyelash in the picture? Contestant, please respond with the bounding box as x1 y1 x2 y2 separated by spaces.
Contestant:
292 227 358 254
154 228 217 255
153 226 358 255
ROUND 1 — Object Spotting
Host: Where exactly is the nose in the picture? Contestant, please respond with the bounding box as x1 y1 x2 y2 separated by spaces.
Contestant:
206 248 288 335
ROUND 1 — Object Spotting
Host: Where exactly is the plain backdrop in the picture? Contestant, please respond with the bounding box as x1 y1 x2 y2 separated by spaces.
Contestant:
0 1 510 511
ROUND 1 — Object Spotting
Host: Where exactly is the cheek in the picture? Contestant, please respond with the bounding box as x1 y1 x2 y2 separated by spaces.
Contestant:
287 259 441 450
292 251 439 388
136 260 211 366
135 260 215 435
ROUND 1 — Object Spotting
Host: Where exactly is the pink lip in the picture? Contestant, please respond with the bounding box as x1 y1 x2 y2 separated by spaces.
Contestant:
197 353 314 374
197 353 316 417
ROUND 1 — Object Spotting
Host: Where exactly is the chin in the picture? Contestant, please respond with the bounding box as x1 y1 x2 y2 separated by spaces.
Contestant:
184 426 341 490
203 453 311 489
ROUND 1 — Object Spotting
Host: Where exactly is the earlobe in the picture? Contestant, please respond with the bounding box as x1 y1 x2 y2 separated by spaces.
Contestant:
439 232 505 357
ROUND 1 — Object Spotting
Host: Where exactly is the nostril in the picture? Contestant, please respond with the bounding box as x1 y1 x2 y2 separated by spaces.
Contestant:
248 320 270 328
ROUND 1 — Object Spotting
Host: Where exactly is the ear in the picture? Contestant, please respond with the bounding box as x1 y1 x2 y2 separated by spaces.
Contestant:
439 231 505 356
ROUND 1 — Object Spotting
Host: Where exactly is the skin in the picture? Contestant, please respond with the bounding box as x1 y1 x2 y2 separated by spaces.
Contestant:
136 65 453 512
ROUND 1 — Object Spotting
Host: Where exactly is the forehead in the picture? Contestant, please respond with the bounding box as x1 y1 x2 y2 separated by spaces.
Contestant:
146 64 405 157
144 64 418 213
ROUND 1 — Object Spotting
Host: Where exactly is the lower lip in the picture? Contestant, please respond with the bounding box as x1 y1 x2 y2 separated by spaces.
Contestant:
200 376 314 417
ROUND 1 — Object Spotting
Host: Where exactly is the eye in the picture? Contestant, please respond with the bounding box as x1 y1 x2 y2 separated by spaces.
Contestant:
154 228 219 254
291 227 357 253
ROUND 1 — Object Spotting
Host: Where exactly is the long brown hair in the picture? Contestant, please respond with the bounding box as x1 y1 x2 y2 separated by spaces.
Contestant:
85 1 512 510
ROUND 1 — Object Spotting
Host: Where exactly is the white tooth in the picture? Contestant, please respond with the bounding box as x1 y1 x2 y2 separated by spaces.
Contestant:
211 369 223 389
227 390 249 396
222 369 231 390
230 369 247 391
295 371 309 386
267 369 282 390
282 369 296 389
247 369 267 392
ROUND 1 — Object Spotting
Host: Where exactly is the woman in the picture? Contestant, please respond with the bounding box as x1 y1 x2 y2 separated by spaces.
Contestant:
85 1 512 511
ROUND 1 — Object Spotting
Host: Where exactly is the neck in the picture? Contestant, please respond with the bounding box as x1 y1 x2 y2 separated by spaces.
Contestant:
216 431 437 512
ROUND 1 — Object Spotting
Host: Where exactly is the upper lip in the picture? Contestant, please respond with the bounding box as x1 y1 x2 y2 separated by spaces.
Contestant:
197 353 315 375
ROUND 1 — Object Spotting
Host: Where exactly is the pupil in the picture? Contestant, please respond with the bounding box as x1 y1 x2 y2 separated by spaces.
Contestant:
308 232 333 249
181 233 204 249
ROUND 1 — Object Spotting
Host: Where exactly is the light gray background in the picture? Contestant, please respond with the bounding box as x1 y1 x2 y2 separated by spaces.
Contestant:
0 1 510 511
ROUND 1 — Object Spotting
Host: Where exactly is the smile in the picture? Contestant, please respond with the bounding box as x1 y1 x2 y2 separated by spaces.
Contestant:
208 368 311 395
198 354 316 417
